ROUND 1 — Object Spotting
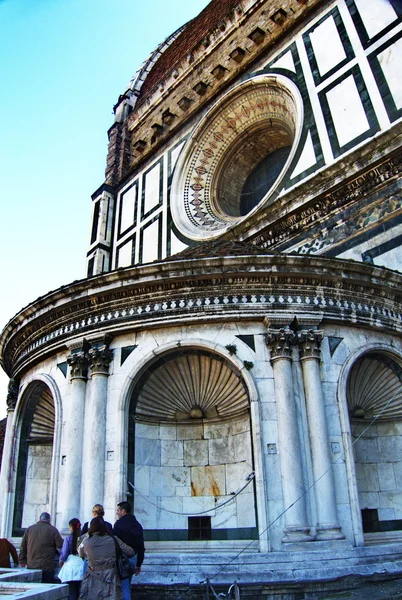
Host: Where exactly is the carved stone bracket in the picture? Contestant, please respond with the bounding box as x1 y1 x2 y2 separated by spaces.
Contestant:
67 351 88 380
266 328 295 361
298 330 323 360
6 378 20 410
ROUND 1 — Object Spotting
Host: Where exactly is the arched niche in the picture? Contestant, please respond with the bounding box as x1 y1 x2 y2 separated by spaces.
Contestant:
128 348 257 546
13 381 56 535
347 351 402 538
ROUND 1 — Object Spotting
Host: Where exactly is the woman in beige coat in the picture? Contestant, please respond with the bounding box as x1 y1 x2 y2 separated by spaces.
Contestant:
78 517 134 600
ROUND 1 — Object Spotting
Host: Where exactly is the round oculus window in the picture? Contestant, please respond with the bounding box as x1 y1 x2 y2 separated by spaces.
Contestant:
170 74 303 241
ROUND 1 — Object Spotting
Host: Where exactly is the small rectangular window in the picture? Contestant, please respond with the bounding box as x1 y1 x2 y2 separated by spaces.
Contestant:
188 516 211 541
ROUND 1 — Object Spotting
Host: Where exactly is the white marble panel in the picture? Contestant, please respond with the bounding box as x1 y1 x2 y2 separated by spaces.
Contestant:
135 438 161 466
170 230 188 256
236 490 256 528
325 75 370 148
183 440 208 466
212 498 237 529
177 424 203 440
309 15 347 77
378 462 396 491
161 440 184 467
226 462 253 495
120 184 137 232
290 131 317 178
260 401 277 422
142 218 159 263
377 38 402 110
170 141 185 171
144 162 160 214
209 436 235 466
270 50 296 73
149 466 190 497
378 507 396 520
234 432 252 463
117 240 133 268
135 494 157 528
191 465 226 497
377 435 402 460
24 479 49 505
354 437 379 463
359 491 379 508
356 463 379 492
332 462 350 505
379 491 402 513
354 0 397 39
182 495 214 515
159 424 177 441
159 497 186 529
135 423 160 439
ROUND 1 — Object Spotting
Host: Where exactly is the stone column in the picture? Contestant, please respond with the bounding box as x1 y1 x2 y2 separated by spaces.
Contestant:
0 379 19 537
64 348 88 524
266 329 312 542
84 339 113 513
298 330 343 540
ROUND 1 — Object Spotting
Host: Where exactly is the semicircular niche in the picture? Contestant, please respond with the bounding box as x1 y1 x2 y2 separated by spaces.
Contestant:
347 352 402 421
170 73 303 241
133 350 249 423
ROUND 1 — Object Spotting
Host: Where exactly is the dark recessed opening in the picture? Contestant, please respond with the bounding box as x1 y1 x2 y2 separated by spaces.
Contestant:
240 145 291 215
188 516 211 540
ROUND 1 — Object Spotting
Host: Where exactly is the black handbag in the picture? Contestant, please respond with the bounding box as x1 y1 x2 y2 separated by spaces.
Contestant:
112 535 135 580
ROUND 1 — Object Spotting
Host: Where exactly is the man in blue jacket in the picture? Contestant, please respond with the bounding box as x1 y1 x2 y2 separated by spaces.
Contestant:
113 501 145 600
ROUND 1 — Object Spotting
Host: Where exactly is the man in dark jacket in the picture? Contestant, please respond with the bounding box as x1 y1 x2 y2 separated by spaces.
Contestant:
19 512 63 583
113 501 145 600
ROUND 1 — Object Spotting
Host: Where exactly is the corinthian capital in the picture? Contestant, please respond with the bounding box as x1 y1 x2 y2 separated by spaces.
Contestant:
266 328 295 361
67 351 88 380
88 345 113 376
298 330 323 360
6 378 20 410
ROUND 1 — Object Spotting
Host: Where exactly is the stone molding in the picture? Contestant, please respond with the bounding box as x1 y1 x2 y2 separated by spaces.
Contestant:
1 255 401 379
6 378 19 410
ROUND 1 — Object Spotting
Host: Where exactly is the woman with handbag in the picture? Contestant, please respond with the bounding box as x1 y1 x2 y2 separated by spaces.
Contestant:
58 518 84 600
78 517 134 600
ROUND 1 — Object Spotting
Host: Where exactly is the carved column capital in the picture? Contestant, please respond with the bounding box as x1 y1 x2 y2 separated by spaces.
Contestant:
88 346 113 376
265 328 295 361
298 330 323 360
67 351 88 380
6 378 20 410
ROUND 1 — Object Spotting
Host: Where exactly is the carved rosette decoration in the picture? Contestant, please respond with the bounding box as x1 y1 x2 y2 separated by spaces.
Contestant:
88 346 114 376
298 330 323 360
67 351 88 380
171 74 303 241
266 329 295 361
6 378 20 410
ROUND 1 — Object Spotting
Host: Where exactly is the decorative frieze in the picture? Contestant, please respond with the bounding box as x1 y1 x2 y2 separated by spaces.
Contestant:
250 149 402 250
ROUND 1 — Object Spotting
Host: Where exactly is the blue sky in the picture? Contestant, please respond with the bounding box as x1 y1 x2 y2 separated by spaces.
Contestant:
0 0 209 417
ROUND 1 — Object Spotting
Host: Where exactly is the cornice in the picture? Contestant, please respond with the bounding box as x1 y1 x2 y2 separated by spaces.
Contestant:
1 254 401 379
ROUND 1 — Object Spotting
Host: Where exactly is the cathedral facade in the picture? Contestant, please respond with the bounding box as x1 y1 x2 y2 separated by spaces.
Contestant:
1 0 402 595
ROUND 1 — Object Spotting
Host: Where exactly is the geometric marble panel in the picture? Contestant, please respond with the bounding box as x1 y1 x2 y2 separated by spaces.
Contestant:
377 37 402 110
353 0 398 40
290 130 317 178
141 219 159 264
269 50 296 73
325 74 370 148
144 162 161 215
309 15 347 78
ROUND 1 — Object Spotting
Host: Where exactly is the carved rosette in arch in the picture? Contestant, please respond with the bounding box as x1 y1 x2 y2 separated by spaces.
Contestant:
171 74 303 241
